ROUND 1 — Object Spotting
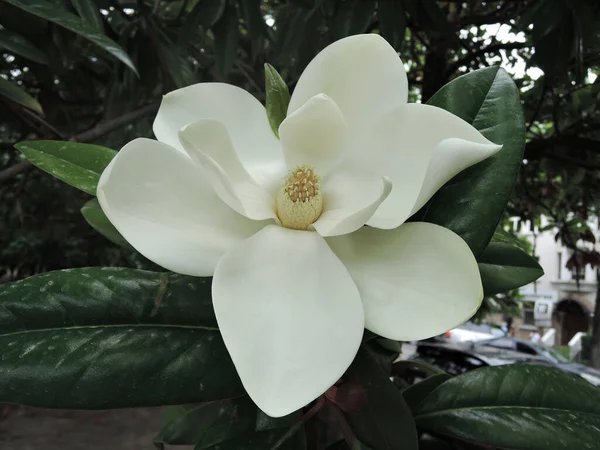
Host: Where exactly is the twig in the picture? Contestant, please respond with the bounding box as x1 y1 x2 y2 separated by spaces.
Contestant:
0 103 159 184
526 82 547 134
270 397 325 450
446 42 528 76
329 402 359 448
0 161 31 184
5 100 65 140
73 103 159 142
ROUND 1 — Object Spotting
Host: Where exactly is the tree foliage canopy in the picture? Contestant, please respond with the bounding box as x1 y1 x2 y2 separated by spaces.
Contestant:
1 0 599 281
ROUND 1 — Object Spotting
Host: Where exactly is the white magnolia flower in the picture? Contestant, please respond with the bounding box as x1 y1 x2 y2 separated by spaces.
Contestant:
98 34 501 417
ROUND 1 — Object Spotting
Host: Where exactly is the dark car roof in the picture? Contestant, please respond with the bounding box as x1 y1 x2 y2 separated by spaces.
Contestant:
467 337 600 373
476 336 531 346
416 341 551 365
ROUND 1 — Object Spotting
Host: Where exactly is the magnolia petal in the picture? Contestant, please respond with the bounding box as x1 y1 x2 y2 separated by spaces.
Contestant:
327 222 482 341
97 138 267 276
341 105 432 230
213 225 364 417
153 83 284 184
179 120 277 221
409 138 503 215
288 34 407 136
395 104 502 216
312 172 392 237
364 104 501 229
279 94 347 175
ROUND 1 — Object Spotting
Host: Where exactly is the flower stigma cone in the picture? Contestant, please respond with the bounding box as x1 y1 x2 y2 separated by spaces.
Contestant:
276 165 323 230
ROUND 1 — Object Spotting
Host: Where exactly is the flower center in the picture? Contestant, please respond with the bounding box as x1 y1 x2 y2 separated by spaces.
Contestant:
276 165 323 230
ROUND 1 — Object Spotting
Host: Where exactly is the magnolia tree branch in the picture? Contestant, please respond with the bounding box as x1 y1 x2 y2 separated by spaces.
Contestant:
0 103 159 184
445 42 528 76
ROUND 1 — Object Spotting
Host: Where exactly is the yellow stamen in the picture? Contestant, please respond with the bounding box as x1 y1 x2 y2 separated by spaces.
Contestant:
276 165 323 230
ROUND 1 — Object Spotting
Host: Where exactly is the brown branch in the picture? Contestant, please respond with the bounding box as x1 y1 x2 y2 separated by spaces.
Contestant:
526 135 600 155
526 82 547 133
73 103 159 142
459 14 510 26
0 160 32 184
446 41 528 76
5 100 65 140
0 103 159 184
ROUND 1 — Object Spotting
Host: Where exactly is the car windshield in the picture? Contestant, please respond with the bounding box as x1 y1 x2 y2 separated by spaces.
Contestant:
530 343 569 363
458 322 504 337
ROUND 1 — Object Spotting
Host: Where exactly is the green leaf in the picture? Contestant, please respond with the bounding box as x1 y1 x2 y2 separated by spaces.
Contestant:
378 0 406 50
478 229 544 295
393 360 447 377
158 40 196 89
201 428 306 450
265 63 290 138
4 0 138 75
155 399 254 447
179 0 226 48
0 268 243 409
402 374 451 413
344 348 419 450
419 0 459 44
331 0 376 39
70 0 103 31
15 140 116 195
80 197 131 248
212 1 238 77
239 0 267 59
421 67 525 257
413 365 600 450
0 29 49 65
0 77 43 113
155 398 300 448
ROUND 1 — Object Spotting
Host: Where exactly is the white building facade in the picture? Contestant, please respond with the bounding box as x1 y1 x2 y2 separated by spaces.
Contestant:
512 217 597 345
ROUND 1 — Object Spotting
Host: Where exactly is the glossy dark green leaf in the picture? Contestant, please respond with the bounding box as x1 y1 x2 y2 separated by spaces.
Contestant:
81 197 131 248
4 0 138 75
212 1 238 77
420 67 525 257
15 140 116 195
402 374 451 413
179 0 226 47
378 0 406 50
201 428 306 450
0 29 49 65
158 40 196 89
344 348 419 450
155 397 300 448
392 360 447 377
239 0 267 59
414 365 600 449
70 0 103 31
155 399 255 448
265 63 290 138
0 268 243 409
419 0 459 44
478 230 544 295
0 77 43 113
331 0 376 39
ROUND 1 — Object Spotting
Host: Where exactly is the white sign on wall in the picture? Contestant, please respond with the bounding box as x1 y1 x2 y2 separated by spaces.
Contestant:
534 299 555 327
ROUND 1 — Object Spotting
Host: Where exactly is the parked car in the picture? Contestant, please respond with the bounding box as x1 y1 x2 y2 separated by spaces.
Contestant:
409 341 552 375
392 340 553 385
395 339 600 386
472 337 600 386
441 322 505 343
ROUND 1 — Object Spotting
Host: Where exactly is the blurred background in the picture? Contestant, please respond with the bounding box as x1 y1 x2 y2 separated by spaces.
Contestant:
0 0 599 448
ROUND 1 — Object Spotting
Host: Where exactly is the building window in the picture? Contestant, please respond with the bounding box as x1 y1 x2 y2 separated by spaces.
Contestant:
558 252 562 280
523 307 535 326
571 265 585 281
